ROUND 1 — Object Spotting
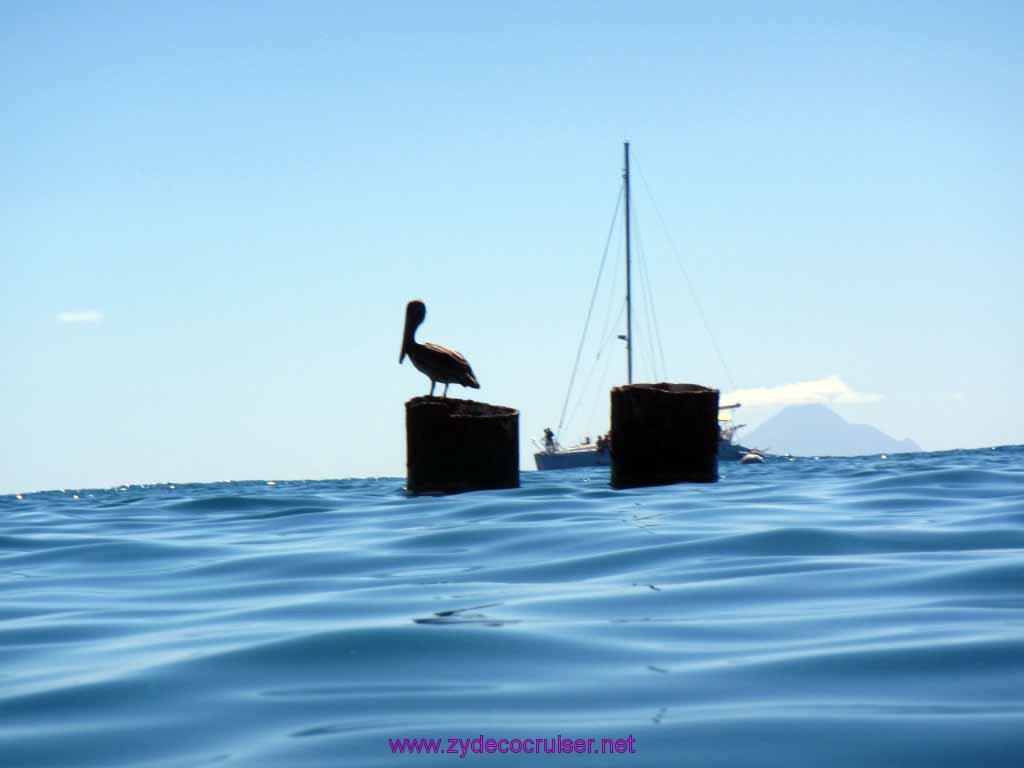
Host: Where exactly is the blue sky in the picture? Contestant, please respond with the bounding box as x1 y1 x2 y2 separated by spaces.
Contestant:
3 1 1021 493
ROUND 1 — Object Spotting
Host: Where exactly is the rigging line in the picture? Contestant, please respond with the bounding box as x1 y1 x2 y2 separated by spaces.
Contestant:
640 249 662 381
557 184 624 433
633 214 667 381
633 207 669 379
566 350 604 436
632 206 657 380
634 338 647 388
633 230 657 381
564 299 626 436
584 332 619 437
633 153 738 391
569 284 625 435
645 248 669 379
644 259 668 380
564 299 627 436
595 218 623 359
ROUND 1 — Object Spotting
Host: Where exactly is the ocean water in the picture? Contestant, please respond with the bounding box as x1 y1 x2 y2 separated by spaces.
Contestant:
2 447 1023 767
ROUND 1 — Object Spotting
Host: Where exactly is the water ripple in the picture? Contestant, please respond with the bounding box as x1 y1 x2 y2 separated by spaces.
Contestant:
1 448 1022 766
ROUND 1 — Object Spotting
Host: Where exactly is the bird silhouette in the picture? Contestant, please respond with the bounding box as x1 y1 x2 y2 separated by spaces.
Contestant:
399 300 480 398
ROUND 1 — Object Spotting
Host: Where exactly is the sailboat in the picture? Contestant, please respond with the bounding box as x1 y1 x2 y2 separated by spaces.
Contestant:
533 143 751 471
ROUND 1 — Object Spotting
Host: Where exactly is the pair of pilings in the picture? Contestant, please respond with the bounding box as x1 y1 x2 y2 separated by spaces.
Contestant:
406 383 719 495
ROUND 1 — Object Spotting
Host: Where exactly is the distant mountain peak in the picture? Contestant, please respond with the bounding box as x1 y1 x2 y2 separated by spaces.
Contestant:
745 404 921 457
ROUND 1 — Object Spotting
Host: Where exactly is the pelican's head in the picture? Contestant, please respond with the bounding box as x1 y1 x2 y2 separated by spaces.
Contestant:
400 299 427 363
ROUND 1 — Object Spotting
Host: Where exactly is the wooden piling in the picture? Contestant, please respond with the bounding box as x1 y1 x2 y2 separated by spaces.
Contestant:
610 383 719 488
406 397 519 495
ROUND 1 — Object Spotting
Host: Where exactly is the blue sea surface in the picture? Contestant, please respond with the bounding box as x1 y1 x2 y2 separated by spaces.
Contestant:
2 447 1023 767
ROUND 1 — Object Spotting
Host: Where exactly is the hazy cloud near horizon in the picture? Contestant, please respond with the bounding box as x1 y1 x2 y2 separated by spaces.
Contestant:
57 311 103 324
725 376 882 407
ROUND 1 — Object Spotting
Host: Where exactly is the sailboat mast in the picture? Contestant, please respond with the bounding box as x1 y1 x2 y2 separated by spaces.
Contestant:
623 141 633 385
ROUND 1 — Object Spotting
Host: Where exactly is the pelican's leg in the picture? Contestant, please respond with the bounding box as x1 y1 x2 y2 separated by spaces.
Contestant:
429 381 436 397
442 383 449 398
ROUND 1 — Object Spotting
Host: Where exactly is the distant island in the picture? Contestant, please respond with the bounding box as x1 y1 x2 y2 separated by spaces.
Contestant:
744 403 922 457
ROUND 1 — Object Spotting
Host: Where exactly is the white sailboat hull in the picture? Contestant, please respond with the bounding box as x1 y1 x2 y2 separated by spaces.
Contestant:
533 445 611 470
534 436 750 470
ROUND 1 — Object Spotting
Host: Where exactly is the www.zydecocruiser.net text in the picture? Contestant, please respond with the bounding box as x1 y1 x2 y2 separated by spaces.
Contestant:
389 734 637 757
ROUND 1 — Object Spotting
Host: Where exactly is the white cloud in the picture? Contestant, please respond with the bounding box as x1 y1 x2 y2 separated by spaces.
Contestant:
724 375 881 407
58 310 103 324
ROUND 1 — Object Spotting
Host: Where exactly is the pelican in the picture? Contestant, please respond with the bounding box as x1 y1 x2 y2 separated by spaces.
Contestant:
400 300 480 398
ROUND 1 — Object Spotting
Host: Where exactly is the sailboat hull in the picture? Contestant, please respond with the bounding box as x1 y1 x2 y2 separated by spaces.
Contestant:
533 447 611 470
535 437 751 470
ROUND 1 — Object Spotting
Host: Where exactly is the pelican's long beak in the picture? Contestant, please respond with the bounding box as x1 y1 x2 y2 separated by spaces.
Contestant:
400 301 421 364
400 310 413 363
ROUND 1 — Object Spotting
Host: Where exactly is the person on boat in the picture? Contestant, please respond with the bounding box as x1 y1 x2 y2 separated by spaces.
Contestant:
543 428 555 450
